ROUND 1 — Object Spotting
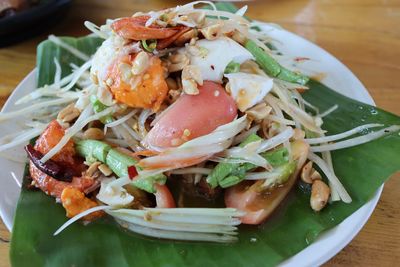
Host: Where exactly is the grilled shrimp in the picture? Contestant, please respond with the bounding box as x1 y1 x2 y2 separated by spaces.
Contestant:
92 14 196 111
111 16 179 41
111 15 192 50
106 53 168 111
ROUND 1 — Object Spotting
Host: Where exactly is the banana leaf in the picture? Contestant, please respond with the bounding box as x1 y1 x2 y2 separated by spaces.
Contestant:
9 17 400 267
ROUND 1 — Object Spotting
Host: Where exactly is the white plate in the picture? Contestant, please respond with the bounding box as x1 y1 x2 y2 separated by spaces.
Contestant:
0 23 383 266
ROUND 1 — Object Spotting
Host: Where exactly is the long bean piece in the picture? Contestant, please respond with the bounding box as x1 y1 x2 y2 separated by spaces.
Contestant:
245 39 309 85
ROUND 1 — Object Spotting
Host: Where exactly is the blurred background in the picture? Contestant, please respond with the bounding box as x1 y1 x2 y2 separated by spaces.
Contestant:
0 1 399 266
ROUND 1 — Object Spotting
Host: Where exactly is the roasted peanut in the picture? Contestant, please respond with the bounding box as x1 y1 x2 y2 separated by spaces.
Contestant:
292 128 306 140
200 23 223 40
169 53 188 64
301 161 322 184
310 170 322 181
86 161 101 177
57 103 80 123
174 29 198 46
168 52 190 72
310 180 330 211
182 65 203 85
131 51 150 75
168 63 184 72
98 164 113 176
83 127 105 140
262 120 280 138
182 78 199 95
231 30 247 45
246 103 272 121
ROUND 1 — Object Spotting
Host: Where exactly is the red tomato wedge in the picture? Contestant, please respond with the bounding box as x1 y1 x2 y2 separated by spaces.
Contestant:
225 141 310 225
154 184 176 208
143 81 237 149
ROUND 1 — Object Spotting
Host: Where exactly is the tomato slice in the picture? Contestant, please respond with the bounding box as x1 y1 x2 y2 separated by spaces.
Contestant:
144 81 237 149
225 141 310 225
154 184 176 208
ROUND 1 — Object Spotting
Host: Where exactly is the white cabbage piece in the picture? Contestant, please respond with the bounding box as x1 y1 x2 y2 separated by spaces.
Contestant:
186 37 254 82
96 177 134 206
225 72 273 112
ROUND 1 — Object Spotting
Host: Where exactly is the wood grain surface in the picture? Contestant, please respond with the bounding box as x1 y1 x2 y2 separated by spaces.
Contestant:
0 0 399 266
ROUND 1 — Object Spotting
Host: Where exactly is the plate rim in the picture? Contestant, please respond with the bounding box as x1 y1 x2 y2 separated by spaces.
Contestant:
0 23 384 266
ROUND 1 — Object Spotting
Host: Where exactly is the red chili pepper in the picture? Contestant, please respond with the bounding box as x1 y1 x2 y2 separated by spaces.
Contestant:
294 57 310 62
24 144 79 182
128 165 138 180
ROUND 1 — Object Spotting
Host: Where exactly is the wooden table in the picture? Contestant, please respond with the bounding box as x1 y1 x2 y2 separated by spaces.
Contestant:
1 0 399 266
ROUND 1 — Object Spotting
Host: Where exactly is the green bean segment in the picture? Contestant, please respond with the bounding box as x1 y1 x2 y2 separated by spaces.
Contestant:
76 139 111 163
76 139 166 193
207 133 292 189
245 39 309 85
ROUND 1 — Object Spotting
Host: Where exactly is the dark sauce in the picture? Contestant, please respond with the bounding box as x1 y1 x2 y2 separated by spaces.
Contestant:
167 175 225 208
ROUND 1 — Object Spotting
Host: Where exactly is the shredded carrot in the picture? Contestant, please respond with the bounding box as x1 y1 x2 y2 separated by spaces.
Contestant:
131 150 159 157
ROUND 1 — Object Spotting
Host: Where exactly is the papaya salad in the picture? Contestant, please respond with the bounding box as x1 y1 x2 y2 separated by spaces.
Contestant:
1 1 398 243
